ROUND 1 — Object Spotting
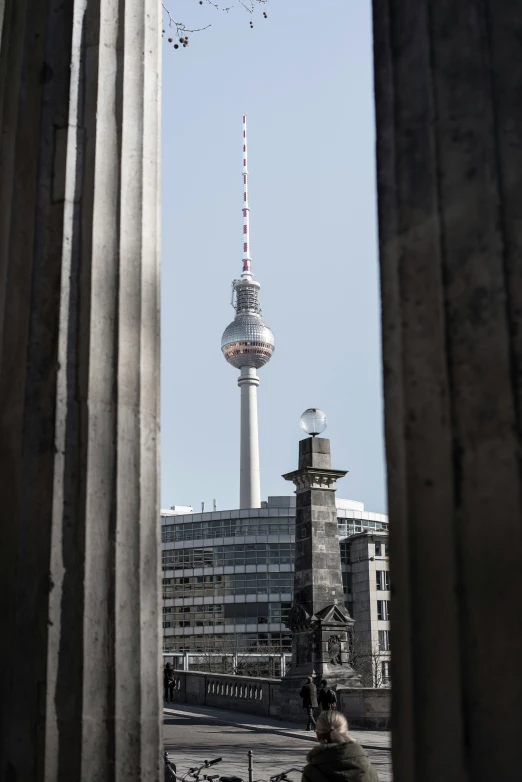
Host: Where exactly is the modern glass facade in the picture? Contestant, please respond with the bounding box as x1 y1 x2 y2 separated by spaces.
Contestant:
161 496 388 654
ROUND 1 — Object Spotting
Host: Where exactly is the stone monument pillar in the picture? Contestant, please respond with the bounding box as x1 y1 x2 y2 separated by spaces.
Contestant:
0 2 161 780
280 436 360 720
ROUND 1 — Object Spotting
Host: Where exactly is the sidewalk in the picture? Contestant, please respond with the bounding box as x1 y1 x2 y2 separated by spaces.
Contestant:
163 703 391 751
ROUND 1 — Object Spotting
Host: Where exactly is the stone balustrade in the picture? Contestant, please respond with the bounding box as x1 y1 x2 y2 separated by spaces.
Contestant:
167 671 390 728
168 670 281 717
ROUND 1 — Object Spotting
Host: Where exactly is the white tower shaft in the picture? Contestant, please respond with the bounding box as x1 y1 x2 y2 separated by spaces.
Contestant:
238 367 261 508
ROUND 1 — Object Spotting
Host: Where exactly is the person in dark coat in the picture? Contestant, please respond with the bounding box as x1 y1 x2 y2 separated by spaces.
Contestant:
299 676 319 731
302 711 379 782
164 663 175 703
318 679 337 712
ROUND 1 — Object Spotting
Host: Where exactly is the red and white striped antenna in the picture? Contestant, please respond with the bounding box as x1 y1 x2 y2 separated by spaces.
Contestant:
242 114 252 279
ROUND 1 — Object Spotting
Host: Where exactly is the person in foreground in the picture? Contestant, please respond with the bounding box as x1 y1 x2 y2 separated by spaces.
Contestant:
302 711 379 782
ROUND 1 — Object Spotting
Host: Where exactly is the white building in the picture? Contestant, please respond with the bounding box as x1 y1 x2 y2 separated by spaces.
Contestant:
161 495 389 683
341 531 391 686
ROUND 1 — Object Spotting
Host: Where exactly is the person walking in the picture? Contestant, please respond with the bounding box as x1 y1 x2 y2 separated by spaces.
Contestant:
299 676 319 731
318 679 337 712
302 711 379 782
164 662 175 703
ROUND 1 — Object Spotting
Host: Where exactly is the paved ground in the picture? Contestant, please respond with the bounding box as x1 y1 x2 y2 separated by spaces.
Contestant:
164 704 392 782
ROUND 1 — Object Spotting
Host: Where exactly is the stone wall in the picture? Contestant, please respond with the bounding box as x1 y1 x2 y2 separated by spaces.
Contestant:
167 671 390 729
338 688 391 730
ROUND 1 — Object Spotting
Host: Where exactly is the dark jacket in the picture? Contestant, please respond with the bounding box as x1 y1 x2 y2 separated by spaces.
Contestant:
302 741 379 782
318 686 337 710
300 682 318 709
164 666 174 687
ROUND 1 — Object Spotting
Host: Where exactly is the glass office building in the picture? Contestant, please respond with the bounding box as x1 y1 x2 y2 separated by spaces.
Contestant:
162 496 388 655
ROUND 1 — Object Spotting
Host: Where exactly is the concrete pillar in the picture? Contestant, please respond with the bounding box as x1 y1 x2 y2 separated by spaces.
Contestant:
373 2 522 780
0 1 161 780
238 366 261 508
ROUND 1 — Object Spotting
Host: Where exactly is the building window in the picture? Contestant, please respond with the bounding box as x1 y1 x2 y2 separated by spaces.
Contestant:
378 630 391 651
377 600 390 621
163 631 293 655
375 541 389 557
381 661 390 683
162 542 295 571
161 517 295 543
162 571 294 600
376 570 390 591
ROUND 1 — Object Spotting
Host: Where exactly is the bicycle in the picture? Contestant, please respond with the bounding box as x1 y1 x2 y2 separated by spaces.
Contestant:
164 755 229 782
268 769 303 782
186 757 224 782
249 766 303 782
164 751 177 782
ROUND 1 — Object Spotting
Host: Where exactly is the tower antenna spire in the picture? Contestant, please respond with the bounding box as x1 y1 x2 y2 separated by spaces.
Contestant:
242 114 252 280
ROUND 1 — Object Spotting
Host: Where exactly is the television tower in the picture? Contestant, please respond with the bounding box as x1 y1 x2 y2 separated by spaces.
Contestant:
221 116 275 508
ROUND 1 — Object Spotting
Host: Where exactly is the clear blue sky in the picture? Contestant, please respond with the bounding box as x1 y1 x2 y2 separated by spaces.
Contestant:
161 0 386 514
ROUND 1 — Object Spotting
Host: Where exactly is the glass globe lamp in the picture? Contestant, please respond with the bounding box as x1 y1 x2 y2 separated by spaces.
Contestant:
300 408 327 437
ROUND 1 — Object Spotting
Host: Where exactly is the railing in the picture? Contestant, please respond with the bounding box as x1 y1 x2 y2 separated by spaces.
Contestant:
163 652 291 678
166 670 281 717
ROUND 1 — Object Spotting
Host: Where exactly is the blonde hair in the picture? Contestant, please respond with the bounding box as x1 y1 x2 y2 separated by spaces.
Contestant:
315 711 354 744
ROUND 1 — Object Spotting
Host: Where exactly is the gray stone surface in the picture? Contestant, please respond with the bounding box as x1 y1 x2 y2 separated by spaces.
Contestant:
281 438 360 720
164 703 391 750
373 1 522 780
164 705 392 781
0 2 161 779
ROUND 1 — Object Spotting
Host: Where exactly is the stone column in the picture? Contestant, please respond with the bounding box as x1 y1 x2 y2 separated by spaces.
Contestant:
0 2 161 780
373 2 522 780
280 437 360 721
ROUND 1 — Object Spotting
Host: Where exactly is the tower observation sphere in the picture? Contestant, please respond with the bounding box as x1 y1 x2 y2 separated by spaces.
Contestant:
221 281 275 369
221 116 275 510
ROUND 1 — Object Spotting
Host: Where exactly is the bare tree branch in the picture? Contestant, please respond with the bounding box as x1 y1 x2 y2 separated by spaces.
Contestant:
206 1 233 11
162 3 210 43
349 628 391 688
162 0 270 50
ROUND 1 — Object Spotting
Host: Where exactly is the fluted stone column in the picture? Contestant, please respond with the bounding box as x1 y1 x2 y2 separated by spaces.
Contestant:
0 1 161 780
373 2 522 780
